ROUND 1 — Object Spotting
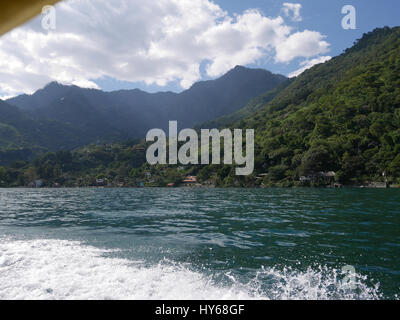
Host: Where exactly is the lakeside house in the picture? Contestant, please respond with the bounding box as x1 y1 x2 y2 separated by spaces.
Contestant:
95 178 106 186
363 182 389 188
28 179 44 188
325 171 336 178
300 171 336 184
182 176 197 187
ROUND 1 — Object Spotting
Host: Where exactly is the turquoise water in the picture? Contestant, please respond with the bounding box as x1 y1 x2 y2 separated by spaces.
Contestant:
0 188 399 300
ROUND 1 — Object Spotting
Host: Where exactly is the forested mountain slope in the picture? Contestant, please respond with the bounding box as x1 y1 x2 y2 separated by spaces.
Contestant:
240 26 400 185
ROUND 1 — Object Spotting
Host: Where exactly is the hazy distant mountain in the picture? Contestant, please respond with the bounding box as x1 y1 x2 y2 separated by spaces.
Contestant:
0 66 286 163
7 66 286 135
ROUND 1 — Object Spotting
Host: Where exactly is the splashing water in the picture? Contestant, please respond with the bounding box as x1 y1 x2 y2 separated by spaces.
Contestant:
0 238 382 300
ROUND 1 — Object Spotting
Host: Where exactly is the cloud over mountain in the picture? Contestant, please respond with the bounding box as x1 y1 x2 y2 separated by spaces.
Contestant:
288 56 332 78
0 0 330 97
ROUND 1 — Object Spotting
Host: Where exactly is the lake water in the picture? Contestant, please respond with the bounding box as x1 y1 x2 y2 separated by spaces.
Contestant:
0 188 399 300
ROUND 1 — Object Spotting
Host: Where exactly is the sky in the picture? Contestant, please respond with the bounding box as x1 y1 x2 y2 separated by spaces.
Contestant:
0 0 399 99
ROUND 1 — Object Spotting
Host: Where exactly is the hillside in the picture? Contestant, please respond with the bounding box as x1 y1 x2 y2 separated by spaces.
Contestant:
239 26 400 186
0 99 97 165
197 79 293 129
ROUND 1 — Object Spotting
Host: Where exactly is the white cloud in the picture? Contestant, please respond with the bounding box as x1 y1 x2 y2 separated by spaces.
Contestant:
288 56 332 78
0 0 330 98
275 30 330 63
282 3 302 22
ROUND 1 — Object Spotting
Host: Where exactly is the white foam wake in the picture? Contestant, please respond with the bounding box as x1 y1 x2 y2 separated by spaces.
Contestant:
0 238 382 300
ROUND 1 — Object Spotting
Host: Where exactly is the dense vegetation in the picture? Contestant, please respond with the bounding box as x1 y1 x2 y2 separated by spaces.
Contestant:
0 141 257 188
0 142 145 187
1 26 399 188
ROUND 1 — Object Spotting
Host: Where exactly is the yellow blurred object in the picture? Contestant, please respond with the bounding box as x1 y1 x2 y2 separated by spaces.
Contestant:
0 0 61 36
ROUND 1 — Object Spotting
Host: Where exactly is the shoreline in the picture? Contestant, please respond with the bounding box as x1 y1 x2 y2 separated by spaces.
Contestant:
1 184 398 190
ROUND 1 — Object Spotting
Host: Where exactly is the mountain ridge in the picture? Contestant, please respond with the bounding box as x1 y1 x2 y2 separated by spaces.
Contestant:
7 66 285 111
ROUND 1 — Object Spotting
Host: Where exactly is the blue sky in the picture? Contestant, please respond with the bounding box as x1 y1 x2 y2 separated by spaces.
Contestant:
217 0 399 69
0 0 399 98
94 0 400 93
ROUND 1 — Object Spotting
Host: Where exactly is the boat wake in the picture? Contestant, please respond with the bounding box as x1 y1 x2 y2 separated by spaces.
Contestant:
0 238 382 300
